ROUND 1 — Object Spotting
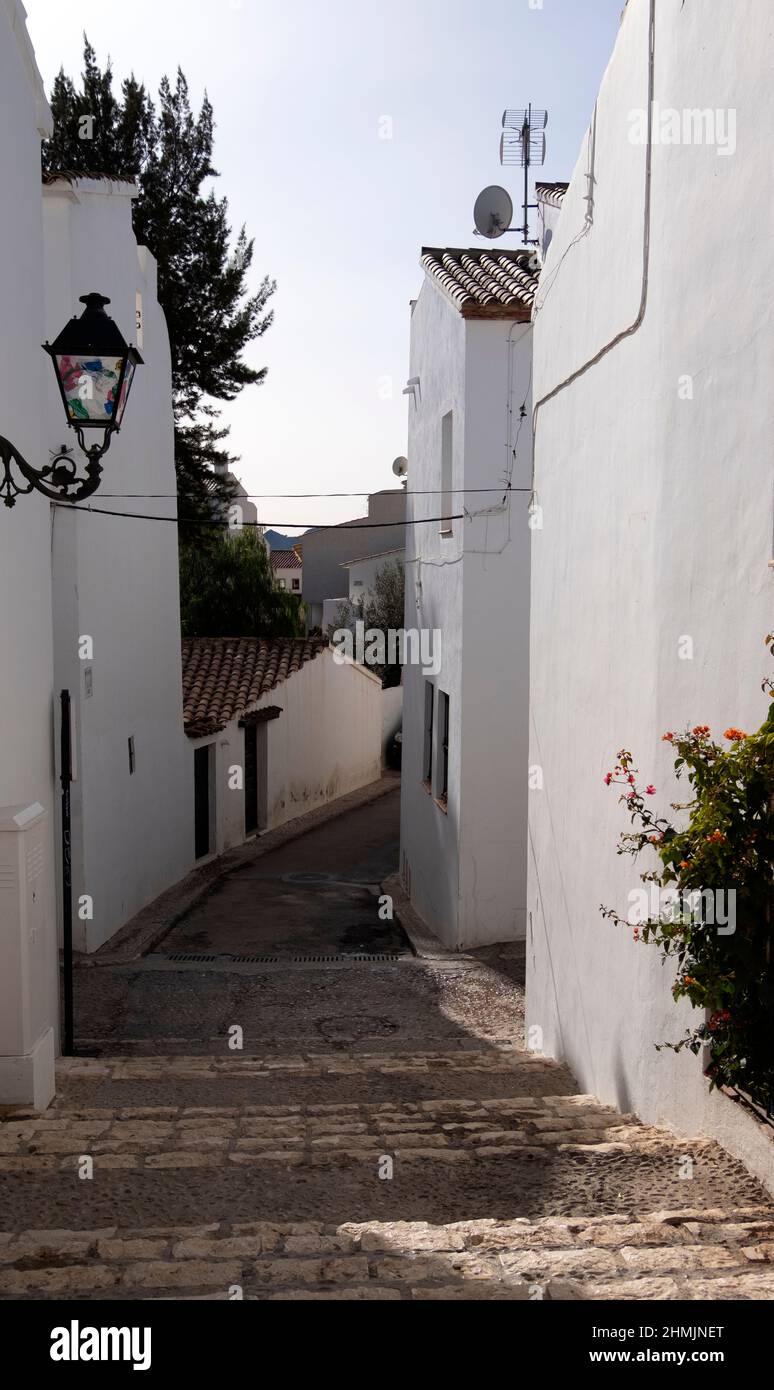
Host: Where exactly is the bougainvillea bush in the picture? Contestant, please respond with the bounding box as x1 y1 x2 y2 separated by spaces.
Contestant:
600 639 774 1111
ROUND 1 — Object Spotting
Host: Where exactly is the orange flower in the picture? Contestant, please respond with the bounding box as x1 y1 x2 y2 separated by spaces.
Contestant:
679 860 691 870
724 728 747 741
692 725 710 737
707 830 726 844
662 732 675 742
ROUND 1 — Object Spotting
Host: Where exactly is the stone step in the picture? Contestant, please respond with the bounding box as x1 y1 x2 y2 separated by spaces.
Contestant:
2 1209 773 1300
0 1093 651 1169
36 1048 578 1111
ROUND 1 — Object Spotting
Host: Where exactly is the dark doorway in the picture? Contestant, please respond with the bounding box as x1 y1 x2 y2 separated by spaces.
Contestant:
244 725 258 835
194 745 211 859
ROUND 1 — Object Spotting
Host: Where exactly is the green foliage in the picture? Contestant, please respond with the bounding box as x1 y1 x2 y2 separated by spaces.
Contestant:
42 37 275 529
601 639 774 1110
180 529 304 640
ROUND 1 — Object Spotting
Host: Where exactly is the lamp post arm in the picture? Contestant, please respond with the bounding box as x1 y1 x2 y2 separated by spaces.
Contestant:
0 432 110 509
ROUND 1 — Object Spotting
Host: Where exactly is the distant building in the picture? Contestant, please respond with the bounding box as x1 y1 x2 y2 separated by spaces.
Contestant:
298 490 405 630
182 636 382 856
269 546 302 595
340 548 404 611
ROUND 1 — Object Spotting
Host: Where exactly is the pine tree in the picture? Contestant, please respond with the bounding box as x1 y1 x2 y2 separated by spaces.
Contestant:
42 37 275 535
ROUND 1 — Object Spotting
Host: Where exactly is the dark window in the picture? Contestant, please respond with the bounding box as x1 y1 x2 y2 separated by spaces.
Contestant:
423 681 434 784
128 736 135 775
439 692 450 801
292 578 300 591
194 745 211 859
440 411 453 535
244 725 258 835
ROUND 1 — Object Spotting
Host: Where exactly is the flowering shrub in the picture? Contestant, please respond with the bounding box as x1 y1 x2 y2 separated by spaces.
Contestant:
600 638 774 1110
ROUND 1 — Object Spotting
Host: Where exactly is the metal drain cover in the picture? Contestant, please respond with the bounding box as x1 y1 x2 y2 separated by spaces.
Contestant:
161 951 404 966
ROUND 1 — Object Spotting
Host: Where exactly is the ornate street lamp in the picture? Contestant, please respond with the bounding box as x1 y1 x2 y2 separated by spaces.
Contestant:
0 292 143 508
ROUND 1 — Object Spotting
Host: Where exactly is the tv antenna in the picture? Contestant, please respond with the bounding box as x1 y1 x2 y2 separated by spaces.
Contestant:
500 105 548 245
473 185 514 240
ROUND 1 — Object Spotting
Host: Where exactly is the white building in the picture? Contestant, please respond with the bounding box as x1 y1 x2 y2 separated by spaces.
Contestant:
527 0 774 1186
269 546 302 595
535 182 568 260
341 548 404 609
183 636 382 856
399 246 537 950
0 0 59 1108
44 174 194 954
299 489 406 630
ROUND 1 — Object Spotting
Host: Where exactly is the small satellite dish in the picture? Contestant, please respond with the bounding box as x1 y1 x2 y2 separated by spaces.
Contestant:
392 456 408 478
473 185 513 240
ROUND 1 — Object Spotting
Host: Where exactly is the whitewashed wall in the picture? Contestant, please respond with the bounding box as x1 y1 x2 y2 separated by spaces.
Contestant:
344 549 404 605
400 277 532 948
0 0 58 1106
196 649 383 856
528 0 774 1187
45 178 194 952
400 281 466 944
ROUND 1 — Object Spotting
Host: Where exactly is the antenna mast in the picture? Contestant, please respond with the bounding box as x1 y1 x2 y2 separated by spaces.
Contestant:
500 105 548 245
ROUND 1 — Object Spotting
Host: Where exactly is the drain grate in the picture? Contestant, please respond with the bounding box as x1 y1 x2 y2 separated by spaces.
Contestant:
166 953 218 963
163 951 404 965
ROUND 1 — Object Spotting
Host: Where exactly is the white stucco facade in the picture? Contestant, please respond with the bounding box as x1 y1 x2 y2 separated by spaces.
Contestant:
191 648 382 858
342 548 405 608
0 0 58 1106
527 0 774 1188
44 178 193 953
399 269 532 950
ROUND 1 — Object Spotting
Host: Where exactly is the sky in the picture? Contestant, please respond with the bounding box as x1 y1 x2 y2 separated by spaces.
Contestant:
26 0 624 531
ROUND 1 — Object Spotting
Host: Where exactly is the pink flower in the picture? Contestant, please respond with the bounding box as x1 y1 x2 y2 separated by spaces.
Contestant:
645 785 656 795
604 773 612 785
626 790 636 800
627 774 635 784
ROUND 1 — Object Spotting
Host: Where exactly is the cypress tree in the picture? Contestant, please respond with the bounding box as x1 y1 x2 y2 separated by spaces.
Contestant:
42 37 275 538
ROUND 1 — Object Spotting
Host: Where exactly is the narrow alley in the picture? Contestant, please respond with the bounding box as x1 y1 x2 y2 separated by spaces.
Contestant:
1 787 772 1301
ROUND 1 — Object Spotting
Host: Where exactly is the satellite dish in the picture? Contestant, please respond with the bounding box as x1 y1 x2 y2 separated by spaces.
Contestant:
473 185 513 240
392 456 408 478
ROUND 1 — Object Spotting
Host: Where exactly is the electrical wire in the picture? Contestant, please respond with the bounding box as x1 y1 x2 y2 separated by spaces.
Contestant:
52 503 476 529
93 487 531 500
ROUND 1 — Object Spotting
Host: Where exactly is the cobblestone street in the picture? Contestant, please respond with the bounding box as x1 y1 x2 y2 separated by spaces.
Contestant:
1 787 773 1301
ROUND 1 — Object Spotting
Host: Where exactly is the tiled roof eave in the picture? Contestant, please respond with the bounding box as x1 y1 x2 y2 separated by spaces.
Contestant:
458 302 533 321
420 246 539 320
182 636 327 739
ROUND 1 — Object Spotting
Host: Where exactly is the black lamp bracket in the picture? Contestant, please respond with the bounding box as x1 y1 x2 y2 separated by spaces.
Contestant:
0 431 112 509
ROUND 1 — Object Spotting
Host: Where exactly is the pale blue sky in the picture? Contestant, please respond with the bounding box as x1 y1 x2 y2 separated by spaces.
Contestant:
26 0 624 528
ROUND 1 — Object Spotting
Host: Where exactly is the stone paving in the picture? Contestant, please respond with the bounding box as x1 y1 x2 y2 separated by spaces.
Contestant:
2 1045 773 1300
2 790 773 1300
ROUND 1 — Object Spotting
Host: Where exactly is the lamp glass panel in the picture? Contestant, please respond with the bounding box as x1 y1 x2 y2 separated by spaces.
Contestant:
115 359 135 427
56 354 124 425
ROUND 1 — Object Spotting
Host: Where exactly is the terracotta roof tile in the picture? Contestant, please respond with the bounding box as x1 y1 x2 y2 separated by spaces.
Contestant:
182 636 325 738
535 181 568 209
269 549 302 570
420 247 539 319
